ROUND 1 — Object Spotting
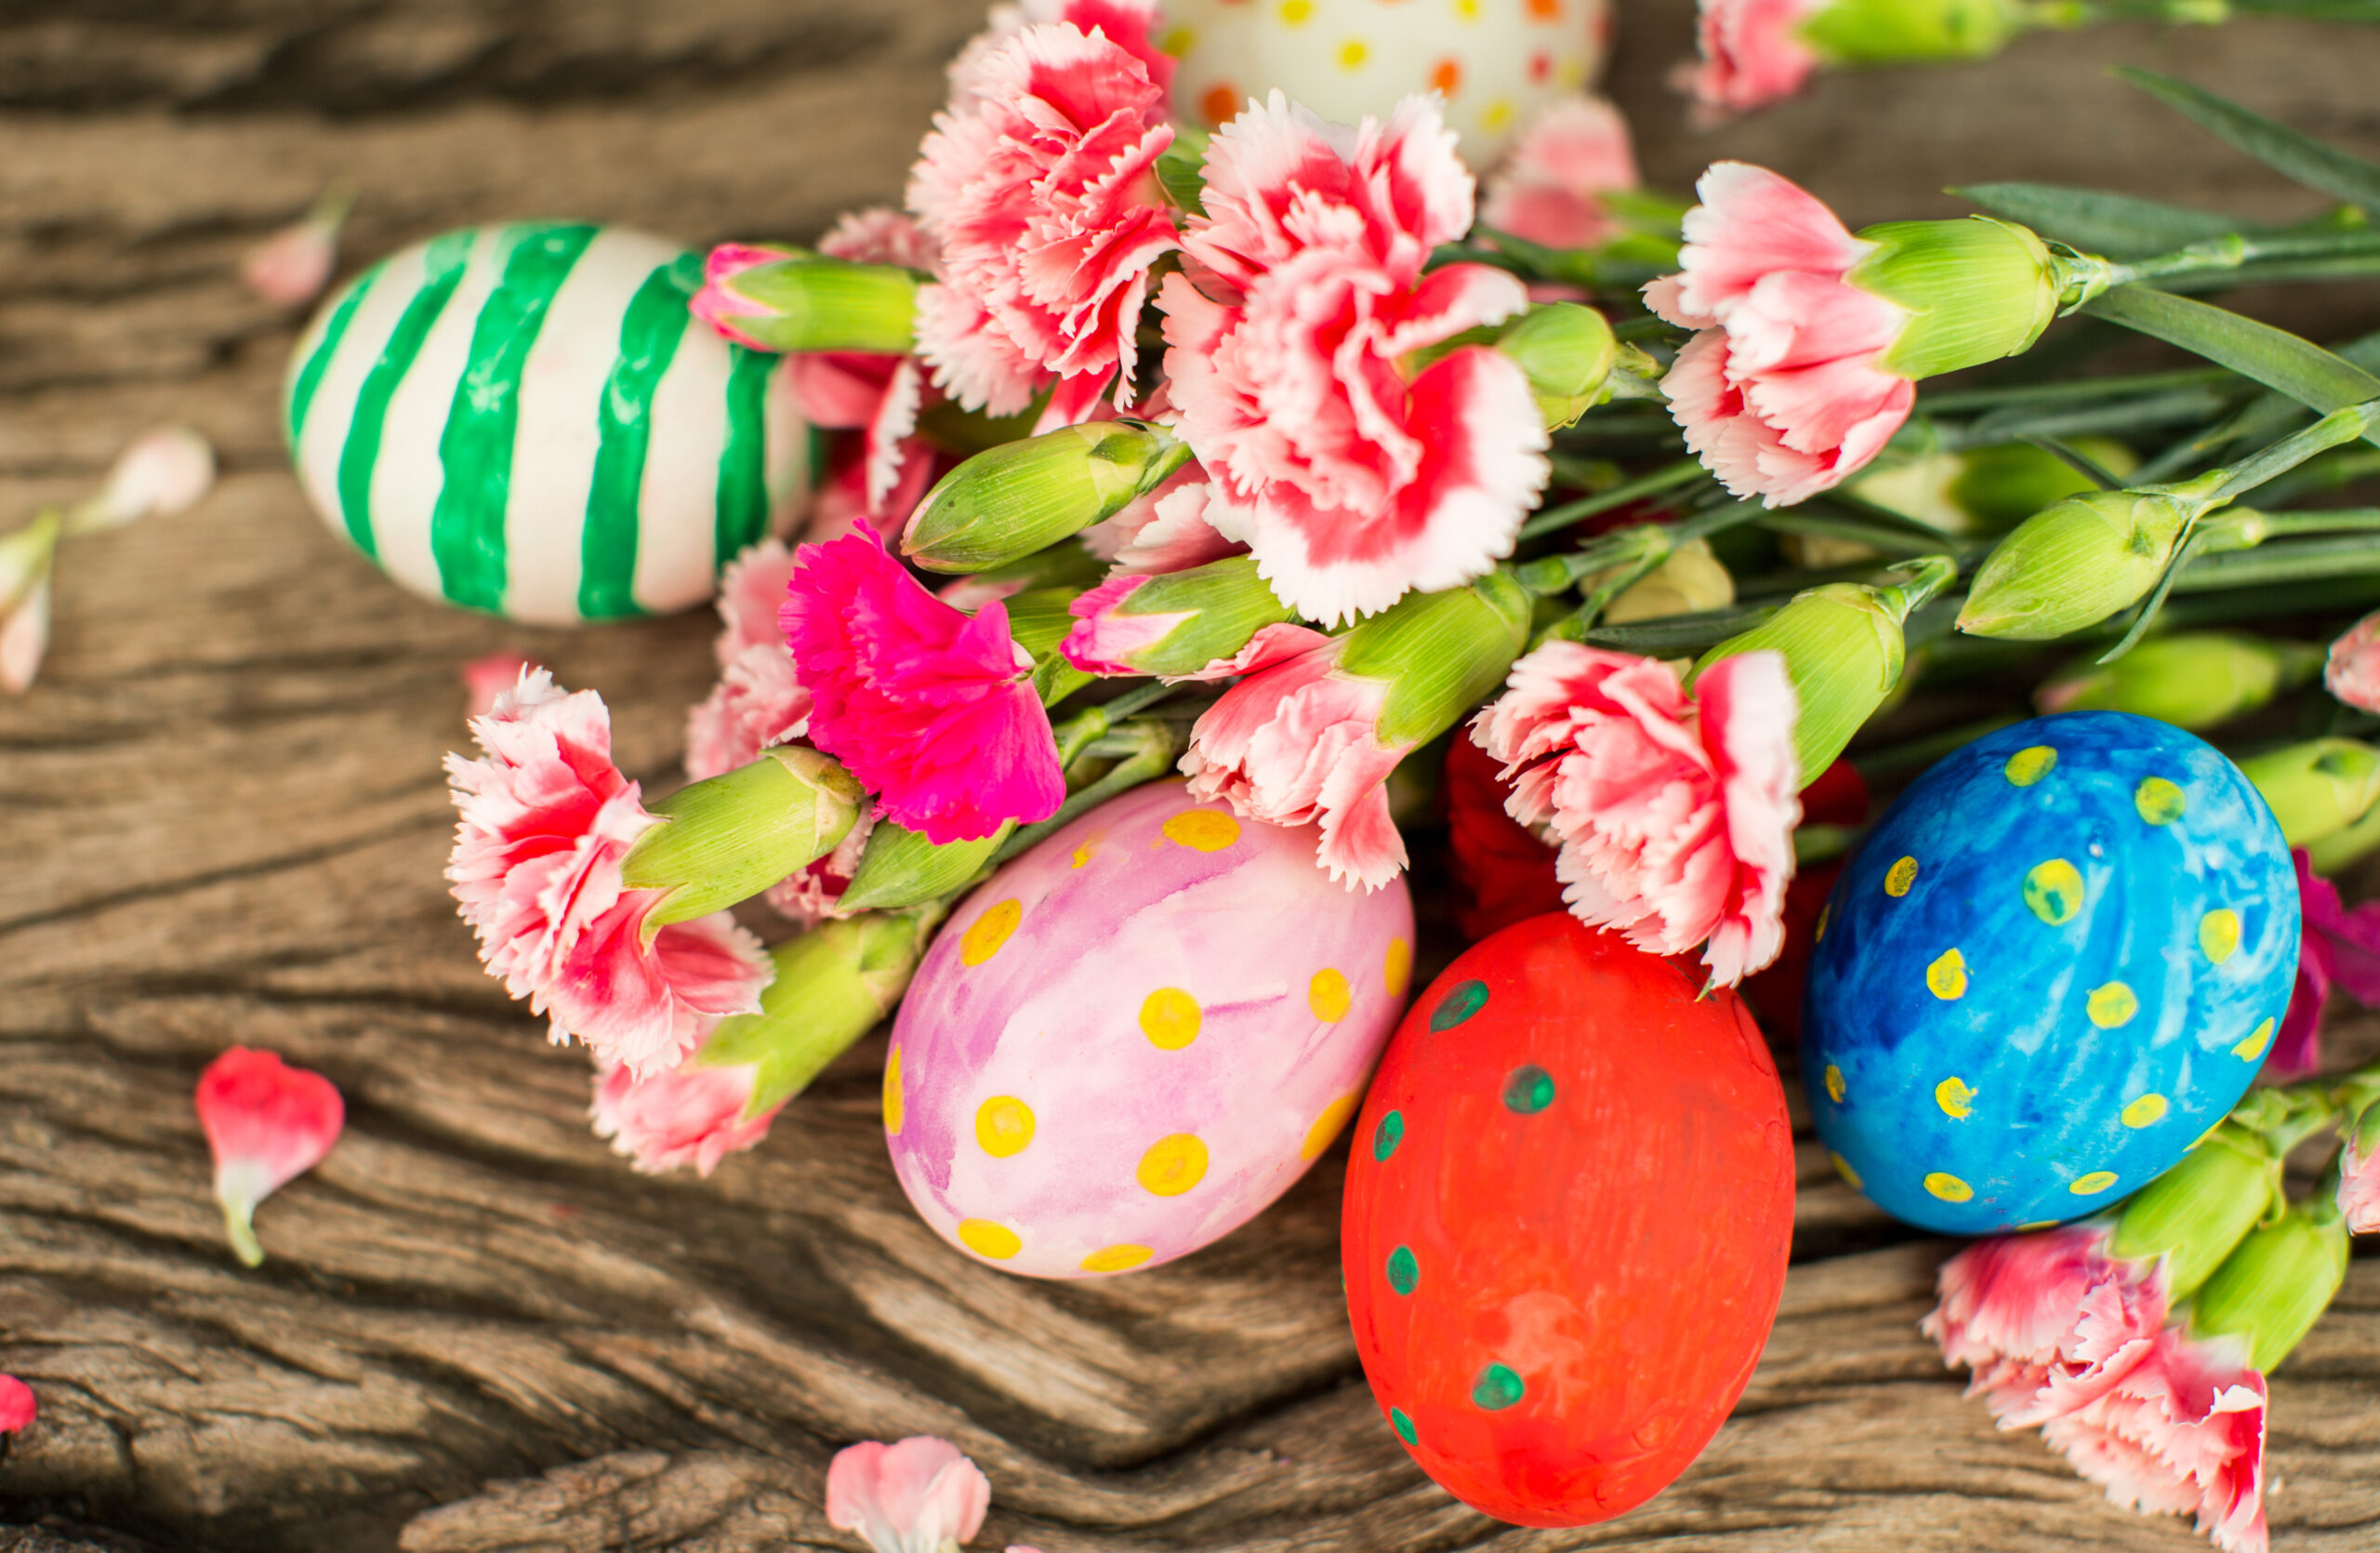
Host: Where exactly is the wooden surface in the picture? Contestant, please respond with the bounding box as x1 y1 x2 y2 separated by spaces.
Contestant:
2 4 2377 1550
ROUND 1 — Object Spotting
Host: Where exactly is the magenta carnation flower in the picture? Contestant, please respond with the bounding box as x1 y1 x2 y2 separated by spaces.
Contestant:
1161 94 1548 626
779 533 1064 843
446 671 772 1077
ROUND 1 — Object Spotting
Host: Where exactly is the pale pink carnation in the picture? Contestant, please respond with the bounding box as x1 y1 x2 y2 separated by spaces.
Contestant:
780 533 1064 843
2041 1330 2268 1553
1080 470 1243 577
1472 644 1800 986
1924 1226 2172 1428
591 1054 778 1176
446 670 772 1077
1646 163 1914 507
950 0 1174 108
1482 95 1641 251
462 653 538 719
820 206 943 273
2341 1126 2380 1234
1179 624 1408 889
826 1437 992 1553
2325 610 2380 713
1161 94 1548 626
1677 0 1828 118
243 207 344 306
686 539 813 782
908 21 1179 425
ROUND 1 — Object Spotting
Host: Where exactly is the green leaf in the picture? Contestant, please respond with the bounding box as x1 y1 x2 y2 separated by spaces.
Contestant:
1954 182 2254 260
1576 604 1780 656
1156 126 1210 215
2078 286 2380 446
2118 68 2380 211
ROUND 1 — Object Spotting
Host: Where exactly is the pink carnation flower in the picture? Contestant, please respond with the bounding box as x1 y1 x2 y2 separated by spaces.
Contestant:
1482 94 1642 251
0 1375 33 1435
686 539 813 783
2042 1330 2268 1553
1080 468 1243 577
591 1054 778 1177
446 670 773 1077
194 1046 345 1267
1179 624 1408 889
1677 0 1827 119
780 533 1064 843
2277 848 2380 1077
1646 163 1915 507
950 0 1174 104
826 1436 992 1553
2325 609 2380 713
1161 94 1549 626
908 21 1179 426
1923 1225 2171 1428
1472 644 1800 986
2341 1123 2380 1235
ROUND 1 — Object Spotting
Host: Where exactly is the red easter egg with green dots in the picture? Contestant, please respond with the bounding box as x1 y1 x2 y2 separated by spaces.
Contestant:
1342 914 1795 1527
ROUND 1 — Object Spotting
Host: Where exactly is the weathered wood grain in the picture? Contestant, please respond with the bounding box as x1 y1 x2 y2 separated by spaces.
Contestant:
0 4 2374 1550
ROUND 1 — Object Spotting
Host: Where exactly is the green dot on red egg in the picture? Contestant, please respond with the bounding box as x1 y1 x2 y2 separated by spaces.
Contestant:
1430 979 1488 1031
1502 1064 1554 1114
1390 1406 1417 1445
1472 1362 1525 1411
1372 1108 1404 1161
1386 1244 1418 1294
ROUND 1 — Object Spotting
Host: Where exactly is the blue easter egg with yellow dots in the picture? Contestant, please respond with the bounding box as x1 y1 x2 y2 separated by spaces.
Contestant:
1803 711 2297 1235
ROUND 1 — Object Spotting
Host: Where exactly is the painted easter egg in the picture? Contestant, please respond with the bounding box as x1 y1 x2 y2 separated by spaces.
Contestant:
284 222 811 624
1804 712 2298 1236
884 780 1413 1279
1343 914 1795 1527
1164 0 1610 169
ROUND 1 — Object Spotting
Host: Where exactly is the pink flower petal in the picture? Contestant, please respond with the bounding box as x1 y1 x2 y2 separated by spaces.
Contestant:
1482 94 1640 251
826 1437 993 1553
2327 611 2380 711
242 212 342 307
461 654 539 720
591 1052 777 1176
1677 0 1828 118
0 1374 33 1435
86 425 217 532
195 1046 344 1264
2039 1331 2268 1553
2340 1135 2380 1235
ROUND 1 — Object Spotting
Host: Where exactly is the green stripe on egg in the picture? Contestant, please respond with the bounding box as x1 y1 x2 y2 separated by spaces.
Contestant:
284 222 813 625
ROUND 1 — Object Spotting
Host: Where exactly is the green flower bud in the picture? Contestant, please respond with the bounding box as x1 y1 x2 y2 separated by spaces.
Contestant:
1602 537 1737 624
904 420 1193 574
1341 571 1534 747
1798 0 2026 63
2036 633 2320 730
1064 554 1297 677
694 909 937 1117
621 747 864 934
1494 303 1616 430
1849 217 2060 380
699 250 919 354
2188 1199 2350 1372
2236 737 2380 847
2306 791 2380 873
2109 1122 2275 1301
1693 557 1952 784
838 821 1007 913
1955 480 2221 640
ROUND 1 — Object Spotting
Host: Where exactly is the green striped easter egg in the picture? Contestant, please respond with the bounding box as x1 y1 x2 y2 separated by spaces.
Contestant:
284 222 812 624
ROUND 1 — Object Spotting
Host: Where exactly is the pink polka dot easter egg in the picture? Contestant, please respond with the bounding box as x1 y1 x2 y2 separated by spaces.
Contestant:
884 779 1415 1278
1163 0 1611 168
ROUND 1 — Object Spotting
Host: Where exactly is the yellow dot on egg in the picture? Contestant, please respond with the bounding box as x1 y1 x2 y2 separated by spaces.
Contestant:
1071 841 1099 869
1824 1064 1845 1104
1454 0 1480 18
1138 1133 1210 1197
1338 38 1368 69
959 898 1022 966
1936 1076 1978 1120
975 1095 1037 1158
883 1045 905 1136
2200 909 2241 964
1081 1243 1153 1273
1884 856 1919 897
2016 1220 2059 1232
2086 981 2138 1029
1158 25 1195 54
2023 858 2084 926
1310 968 1352 1022
2121 1094 2169 1129
2070 1171 2120 1196
1482 97 1514 130
2135 776 2187 826
1557 56 1588 87
1926 947 1967 1001
1384 936 1412 999
2004 745 2058 787
1302 1094 1360 1161
1279 0 1314 23
1831 1151 1863 1191
2233 1017 2275 1061
1162 809 1239 851
957 1218 1022 1259
1140 987 1203 1050
1924 1172 1974 1203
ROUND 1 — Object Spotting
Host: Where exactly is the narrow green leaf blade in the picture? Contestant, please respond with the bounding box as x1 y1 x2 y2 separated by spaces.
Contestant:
2118 68 2380 210
2079 286 2380 445
1954 181 2254 259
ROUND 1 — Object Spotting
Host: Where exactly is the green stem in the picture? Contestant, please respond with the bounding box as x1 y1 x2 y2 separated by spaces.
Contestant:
2209 402 2380 503
2095 231 2380 294
994 723 1182 863
2172 533 2380 591
1917 366 2236 414
1518 458 1707 539
2254 507 2380 535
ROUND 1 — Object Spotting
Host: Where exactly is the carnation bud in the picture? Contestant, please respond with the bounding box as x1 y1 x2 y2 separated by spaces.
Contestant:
1341 571 1535 748
903 420 1193 574
1494 303 1618 430
1955 479 2219 641
2036 632 2319 730
694 909 936 1117
692 245 920 354
1846 217 2060 380
2188 1197 2351 1372
2235 737 2380 848
1693 557 1951 784
1602 537 1736 624
837 821 1008 914
1063 554 1297 676
2307 794 2380 874
2109 1122 2275 1302
621 747 866 933
1796 0 2027 65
